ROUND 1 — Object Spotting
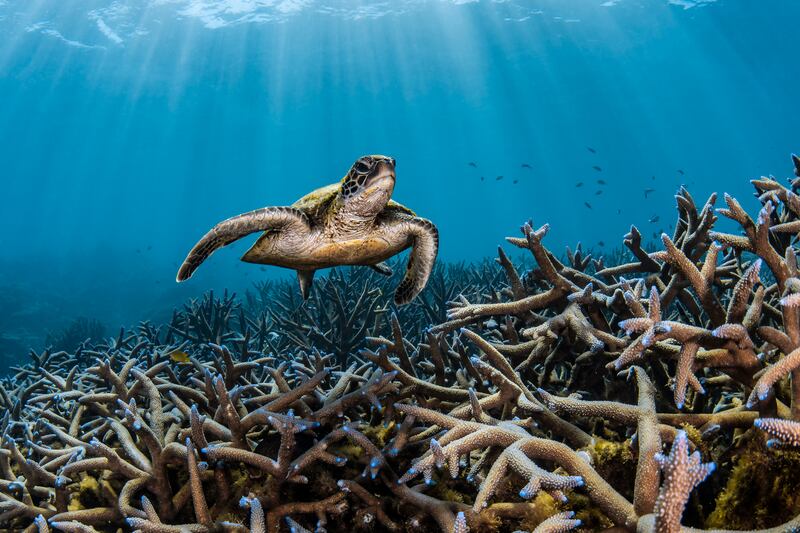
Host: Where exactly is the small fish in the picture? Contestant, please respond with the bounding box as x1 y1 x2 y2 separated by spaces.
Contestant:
147 245 152 251
649 215 660 223
260 267 267 271
598 240 605 247
677 169 685 175
575 181 584 187
651 175 656 180
584 202 592 209
521 163 532 169
644 188 655 198
136 248 141 254
480 176 485 181
513 179 519 184
617 209 622 214
597 179 606 185
496 175 504 181
595 190 603 196
170 350 191 364
468 162 478 168
592 166 602 172
587 146 597 154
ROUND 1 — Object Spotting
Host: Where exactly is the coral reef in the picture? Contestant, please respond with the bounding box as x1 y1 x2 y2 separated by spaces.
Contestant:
4 155 800 532
44 318 107 353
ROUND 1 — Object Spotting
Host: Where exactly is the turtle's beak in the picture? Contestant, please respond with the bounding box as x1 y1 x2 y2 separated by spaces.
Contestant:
366 160 396 194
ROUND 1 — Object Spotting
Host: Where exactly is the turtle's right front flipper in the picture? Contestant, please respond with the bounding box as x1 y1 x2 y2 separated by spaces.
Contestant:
177 206 310 282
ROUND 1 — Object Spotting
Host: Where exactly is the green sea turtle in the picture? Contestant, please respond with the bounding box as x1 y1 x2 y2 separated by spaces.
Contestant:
176 155 438 305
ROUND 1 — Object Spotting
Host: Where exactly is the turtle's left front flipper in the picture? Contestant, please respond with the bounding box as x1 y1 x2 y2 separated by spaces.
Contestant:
177 206 310 282
394 218 439 305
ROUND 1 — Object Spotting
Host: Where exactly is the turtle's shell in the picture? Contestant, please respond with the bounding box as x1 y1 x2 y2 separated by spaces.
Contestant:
291 180 415 225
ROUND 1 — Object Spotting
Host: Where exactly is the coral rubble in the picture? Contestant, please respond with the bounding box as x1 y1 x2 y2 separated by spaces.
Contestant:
4 155 800 532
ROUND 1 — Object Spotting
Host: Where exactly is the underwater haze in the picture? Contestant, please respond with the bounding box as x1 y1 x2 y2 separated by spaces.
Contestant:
7 3 800 533
1 0 798 354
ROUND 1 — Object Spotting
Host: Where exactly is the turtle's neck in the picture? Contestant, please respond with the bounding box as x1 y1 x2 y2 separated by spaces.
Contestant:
326 198 378 238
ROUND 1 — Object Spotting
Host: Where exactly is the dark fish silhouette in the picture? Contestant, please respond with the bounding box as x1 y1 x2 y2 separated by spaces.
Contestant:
649 215 660 223
576 181 584 187
598 240 605 247
496 175 504 181
592 166 602 172
468 162 478 168
513 179 519 184
147 245 153 251
584 202 592 209
521 163 532 169
595 190 603 196
617 209 622 214
644 188 655 198
597 179 606 185
677 169 685 175
587 147 597 154
480 176 485 181
651 175 656 180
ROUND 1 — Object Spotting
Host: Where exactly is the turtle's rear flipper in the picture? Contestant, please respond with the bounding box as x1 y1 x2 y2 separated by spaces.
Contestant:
370 262 393 276
297 270 316 300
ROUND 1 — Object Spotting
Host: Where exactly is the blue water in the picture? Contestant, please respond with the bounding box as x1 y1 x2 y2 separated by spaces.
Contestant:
1 0 798 353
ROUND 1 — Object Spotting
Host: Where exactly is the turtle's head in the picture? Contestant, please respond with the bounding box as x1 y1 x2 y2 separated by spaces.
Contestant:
339 155 396 219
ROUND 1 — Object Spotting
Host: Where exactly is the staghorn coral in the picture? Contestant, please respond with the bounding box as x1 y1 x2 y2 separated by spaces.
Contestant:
650 430 715 533
45 318 107 353
4 154 800 532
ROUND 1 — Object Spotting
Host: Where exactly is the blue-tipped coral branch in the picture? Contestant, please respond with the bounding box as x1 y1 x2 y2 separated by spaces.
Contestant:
652 431 715 533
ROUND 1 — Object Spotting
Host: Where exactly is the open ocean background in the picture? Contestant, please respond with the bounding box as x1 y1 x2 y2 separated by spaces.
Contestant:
1 0 798 364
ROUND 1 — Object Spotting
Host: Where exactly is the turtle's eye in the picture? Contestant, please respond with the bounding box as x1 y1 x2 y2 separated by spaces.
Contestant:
355 160 372 174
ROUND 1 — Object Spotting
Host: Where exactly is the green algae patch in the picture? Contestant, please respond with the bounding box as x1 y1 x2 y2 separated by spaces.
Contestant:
565 492 614 531
68 475 103 512
477 494 562 533
517 492 563 531
681 423 708 456
230 463 254 494
588 438 636 500
430 483 471 504
470 509 503 533
361 421 393 447
332 442 366 461
707 439 800 529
